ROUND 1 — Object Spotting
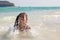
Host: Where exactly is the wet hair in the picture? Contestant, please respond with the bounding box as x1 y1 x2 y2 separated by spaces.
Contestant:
14 12 28 27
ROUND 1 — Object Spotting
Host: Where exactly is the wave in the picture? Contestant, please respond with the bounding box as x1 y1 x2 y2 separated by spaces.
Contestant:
0 16 16 25
41 15 60 24
28 15 60 24
0 15 60 26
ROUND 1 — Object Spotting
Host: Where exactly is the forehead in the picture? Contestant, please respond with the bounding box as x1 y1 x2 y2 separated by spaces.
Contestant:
19 15 27 19
19 15 27 18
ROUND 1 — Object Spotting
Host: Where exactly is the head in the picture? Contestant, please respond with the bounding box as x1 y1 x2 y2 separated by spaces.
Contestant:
14 12 28 28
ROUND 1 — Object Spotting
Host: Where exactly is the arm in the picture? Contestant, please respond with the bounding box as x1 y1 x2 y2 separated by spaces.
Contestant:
25 25 31 31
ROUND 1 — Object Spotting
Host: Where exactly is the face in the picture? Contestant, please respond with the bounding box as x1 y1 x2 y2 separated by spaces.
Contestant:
18 15 27 27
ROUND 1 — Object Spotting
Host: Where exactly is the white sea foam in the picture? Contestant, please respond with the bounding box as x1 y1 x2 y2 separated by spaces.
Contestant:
0 16 16 25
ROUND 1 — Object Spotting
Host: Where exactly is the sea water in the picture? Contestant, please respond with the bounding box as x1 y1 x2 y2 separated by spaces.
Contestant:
0 7 60 40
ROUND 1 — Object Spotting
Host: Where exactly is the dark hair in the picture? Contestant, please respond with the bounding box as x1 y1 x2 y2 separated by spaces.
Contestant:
14 12 28 27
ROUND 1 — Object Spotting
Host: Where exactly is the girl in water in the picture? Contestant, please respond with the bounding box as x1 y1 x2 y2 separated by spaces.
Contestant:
13 12 39 37
13 12 31 32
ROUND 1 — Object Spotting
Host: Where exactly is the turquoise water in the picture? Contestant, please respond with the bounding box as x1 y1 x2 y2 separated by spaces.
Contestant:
0 7 60 40
0 7 60 12
0 7 60 16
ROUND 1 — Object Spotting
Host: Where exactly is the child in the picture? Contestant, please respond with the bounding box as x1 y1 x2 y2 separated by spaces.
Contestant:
14 12 30 32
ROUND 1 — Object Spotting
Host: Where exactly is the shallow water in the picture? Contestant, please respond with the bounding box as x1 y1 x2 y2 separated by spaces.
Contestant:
0 7 60 40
